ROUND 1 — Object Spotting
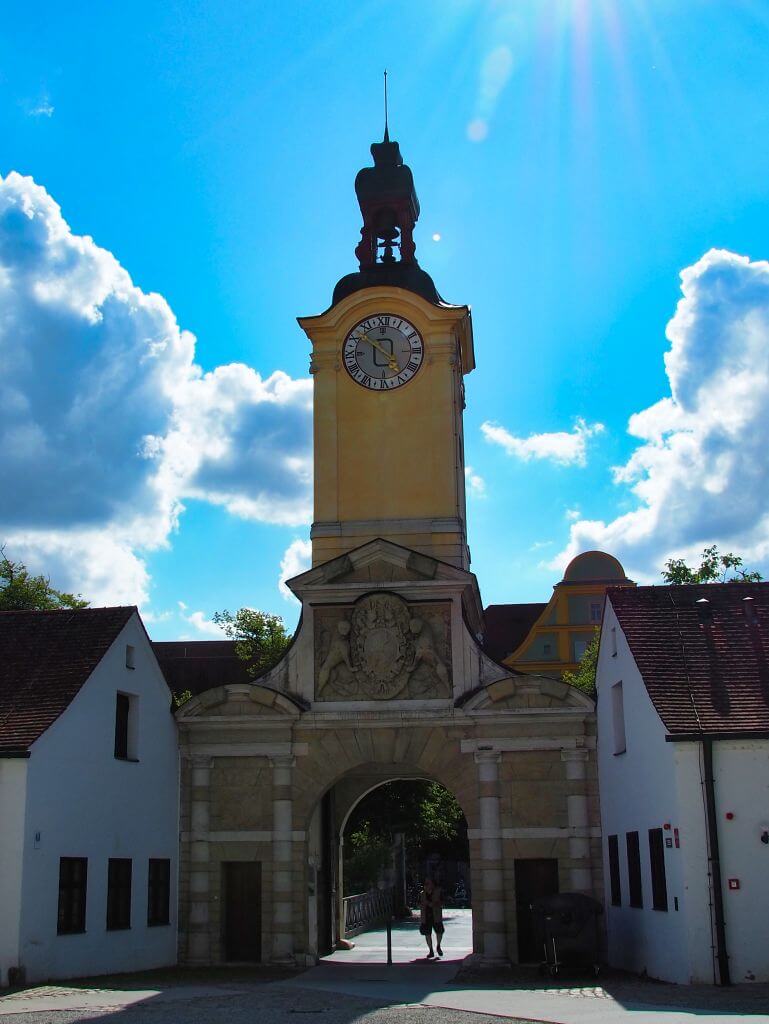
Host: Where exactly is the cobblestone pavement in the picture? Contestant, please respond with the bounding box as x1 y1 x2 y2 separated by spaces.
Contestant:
0 983 534 1024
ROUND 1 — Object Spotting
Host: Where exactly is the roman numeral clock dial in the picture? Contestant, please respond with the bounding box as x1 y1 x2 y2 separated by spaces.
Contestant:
343 314 424 390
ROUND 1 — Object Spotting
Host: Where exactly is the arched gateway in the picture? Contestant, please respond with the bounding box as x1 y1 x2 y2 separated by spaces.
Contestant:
176 129 601 968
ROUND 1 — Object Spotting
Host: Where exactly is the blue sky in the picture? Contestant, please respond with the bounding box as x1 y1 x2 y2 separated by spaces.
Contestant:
3 0 769 639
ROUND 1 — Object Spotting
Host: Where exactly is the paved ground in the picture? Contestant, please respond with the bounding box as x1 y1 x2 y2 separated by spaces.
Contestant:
1 910 768 1024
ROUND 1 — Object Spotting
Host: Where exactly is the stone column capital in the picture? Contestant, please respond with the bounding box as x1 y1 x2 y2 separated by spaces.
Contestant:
189 754 213 770
473 749 502 765
560 748 590 762
269 755 297 769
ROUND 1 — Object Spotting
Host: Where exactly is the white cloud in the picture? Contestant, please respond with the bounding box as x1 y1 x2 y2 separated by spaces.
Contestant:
0 171 312 605
177 602 226 637
28 98 54 118
565 508 581 522
555 249 769 580
279 538 312 600
465 465 486 498
482 417 604 467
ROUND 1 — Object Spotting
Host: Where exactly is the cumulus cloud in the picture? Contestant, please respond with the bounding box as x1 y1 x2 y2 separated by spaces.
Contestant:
0 172 312 604
177 602 226 637
465 465 486 498
279 538 312 600
482 417 604 467
556 249 769 579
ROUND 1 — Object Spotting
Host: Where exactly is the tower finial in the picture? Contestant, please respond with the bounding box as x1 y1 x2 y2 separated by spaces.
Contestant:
383 69 389 143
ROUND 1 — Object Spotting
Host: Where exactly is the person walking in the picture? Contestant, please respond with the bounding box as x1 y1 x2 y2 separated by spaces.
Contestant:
419 878 445 959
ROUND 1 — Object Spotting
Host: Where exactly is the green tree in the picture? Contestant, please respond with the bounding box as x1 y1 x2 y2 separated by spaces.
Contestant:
562 629 600 696
211 607 292 675
662 544 763 584
0 549 88 611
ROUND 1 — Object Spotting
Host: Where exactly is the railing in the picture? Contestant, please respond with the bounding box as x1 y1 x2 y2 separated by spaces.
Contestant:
343 887 394 938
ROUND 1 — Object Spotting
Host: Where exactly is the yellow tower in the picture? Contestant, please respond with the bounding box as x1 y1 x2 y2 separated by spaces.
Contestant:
298 130 475 569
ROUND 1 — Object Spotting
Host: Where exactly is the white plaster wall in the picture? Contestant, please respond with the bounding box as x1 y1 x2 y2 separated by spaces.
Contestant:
713 740 769 982
596 603 692 983
18 614 179 982
0 759 27 985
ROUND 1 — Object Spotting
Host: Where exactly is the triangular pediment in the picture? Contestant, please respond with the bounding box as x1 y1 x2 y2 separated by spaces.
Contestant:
286 538 475 591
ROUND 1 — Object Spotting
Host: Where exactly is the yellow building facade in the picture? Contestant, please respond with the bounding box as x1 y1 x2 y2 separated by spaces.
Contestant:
485 551 635 677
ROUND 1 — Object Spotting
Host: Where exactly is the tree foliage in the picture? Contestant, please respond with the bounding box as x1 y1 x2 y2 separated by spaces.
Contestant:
346 780 466 858
212 607 292 675
662 545 763 585
562 629 600 696
0 549 88 611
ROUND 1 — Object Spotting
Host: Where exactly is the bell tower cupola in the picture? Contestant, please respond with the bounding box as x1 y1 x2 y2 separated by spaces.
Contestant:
298 120 476 570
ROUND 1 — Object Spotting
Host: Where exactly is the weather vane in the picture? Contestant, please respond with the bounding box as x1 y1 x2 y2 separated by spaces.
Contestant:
384 69 389 142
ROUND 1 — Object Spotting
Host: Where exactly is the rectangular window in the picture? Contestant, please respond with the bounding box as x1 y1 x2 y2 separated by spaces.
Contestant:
612 681 627 754
590 602 603 623
114 693 138 760
574 639 589 661
147 858 171 926
57 857 87 935
649 829 669 911
626 831 643 908
106 858 132 930
114 693 130 758
608 835 621 906
125 644 135 669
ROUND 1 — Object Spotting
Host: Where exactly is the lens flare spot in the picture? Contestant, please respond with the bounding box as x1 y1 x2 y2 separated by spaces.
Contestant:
467 118 488 143
432 233 442 242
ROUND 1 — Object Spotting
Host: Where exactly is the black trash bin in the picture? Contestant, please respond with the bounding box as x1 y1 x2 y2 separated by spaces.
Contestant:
530 892 602 978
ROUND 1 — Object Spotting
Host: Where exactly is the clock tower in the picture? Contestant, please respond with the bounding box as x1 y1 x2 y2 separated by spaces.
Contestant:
298 129 475 569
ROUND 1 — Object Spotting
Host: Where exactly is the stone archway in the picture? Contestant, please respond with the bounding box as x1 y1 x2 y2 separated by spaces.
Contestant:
305 763 475 960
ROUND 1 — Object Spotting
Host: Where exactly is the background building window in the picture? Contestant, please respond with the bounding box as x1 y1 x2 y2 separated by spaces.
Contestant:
57 857 87 935
590 602 602 623
147 858 171 926
648 828 669 911
612 681 627 754
608 835 621 906
626 831 643 908
107 858 132 930
574 639 589 661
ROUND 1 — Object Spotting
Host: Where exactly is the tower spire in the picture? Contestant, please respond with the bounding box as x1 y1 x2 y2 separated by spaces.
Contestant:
383 69 389 143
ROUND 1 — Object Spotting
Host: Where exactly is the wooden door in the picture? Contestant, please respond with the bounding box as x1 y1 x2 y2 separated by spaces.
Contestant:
223 862 262 962
514 858 559 963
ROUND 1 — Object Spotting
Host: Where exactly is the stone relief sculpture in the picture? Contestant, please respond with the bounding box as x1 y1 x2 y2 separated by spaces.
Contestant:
317 620 353 693
314 594 452 701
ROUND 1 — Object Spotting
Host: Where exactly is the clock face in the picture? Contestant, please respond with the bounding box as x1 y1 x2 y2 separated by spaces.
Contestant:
342 314 424 391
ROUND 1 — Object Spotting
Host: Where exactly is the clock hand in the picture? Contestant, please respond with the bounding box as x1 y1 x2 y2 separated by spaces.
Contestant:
354 331 400 371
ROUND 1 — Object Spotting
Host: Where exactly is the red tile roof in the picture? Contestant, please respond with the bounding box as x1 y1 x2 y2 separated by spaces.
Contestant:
483 603 547 663
608 583 769 736
0 607 135 755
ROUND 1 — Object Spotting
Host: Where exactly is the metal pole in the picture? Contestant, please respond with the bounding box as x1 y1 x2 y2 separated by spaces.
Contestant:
386 916 393 964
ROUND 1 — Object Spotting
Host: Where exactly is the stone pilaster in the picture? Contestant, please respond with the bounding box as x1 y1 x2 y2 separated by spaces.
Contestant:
474 750 507 963
270 755 296 963
561 748 592 893
187 755 213 964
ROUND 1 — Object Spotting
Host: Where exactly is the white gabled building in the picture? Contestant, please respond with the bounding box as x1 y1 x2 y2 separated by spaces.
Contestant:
596 583 769 985
0 607 179 986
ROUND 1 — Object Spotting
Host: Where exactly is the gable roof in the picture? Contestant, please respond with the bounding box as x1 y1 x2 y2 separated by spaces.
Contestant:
0 606 135 755
608 583 769 736
152 640 252 695
483 603 547 663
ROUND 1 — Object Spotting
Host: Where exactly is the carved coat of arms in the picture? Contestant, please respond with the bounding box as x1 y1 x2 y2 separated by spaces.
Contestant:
315 592 452 702
350 594 411 698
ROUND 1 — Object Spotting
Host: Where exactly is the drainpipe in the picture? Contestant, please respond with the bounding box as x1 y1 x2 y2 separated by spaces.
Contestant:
702 738 731 986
